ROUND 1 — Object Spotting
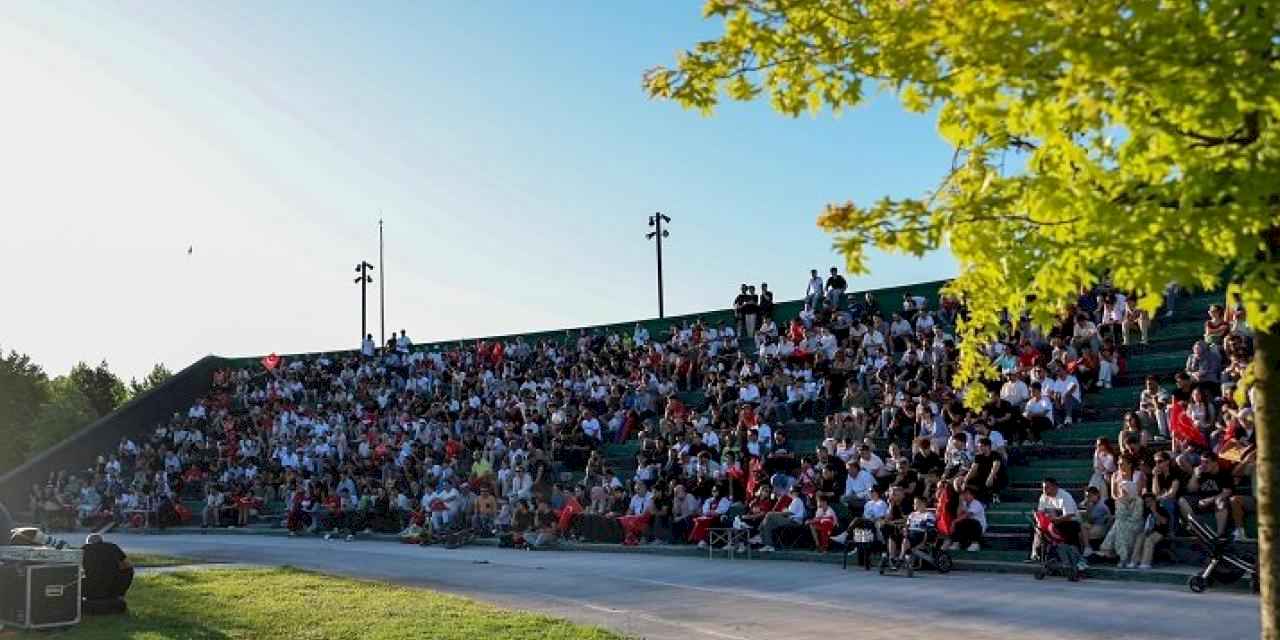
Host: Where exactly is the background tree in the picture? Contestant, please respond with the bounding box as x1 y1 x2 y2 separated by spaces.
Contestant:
646 1 1278 635
129 362 174 398
67 359 128 419
27 377 97 457
0 349 50 471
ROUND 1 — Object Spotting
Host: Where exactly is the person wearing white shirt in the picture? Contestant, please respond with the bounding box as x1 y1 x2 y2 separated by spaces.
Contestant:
832 486 889 547
862 489 890 521
1022 383 1055 444
361 334 376 357
581 414 603 443
805 269 824 310
430 482 461 531
951 487 988 551
738 383 761 404
509 467 534 502
1032 478 1084 563
855 446 887 479
756 423 773 455
759 486 808 552
843 462 875 508
861 329 887 354
1048 368 1082 425
627 487 652 516
202 486 225 528
703 429 721 451
999 373 1030 407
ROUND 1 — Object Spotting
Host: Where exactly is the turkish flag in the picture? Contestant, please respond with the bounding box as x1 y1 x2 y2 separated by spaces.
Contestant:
1169 401 1209 449
262 353 281 371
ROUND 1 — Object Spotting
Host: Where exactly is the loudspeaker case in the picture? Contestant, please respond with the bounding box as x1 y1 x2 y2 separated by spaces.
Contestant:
0 562 82 629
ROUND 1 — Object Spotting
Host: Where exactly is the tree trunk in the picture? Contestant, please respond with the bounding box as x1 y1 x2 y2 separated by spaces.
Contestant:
1257 327 1279 640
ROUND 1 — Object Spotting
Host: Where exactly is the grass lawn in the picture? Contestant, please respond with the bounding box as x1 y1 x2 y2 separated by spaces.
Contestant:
12 567 624 639
128 553 201 568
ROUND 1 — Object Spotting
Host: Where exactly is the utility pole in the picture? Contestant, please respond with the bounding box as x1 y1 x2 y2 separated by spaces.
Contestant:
354 260 374 341
646 212 671 318
379 218 385 349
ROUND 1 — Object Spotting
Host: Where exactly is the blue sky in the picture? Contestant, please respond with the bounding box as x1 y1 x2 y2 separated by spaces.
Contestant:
0 2 955 380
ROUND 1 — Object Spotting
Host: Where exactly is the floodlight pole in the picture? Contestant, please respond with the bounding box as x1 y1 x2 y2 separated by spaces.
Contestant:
354 260 374 341
379 218 385 349
646 212 671 319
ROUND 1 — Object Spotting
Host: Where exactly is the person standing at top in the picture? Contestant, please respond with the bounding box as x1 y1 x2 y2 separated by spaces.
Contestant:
826 267 847 311
758 283 774 322
361 334 376 357
741 286 759 338
805 269 824 311
734 284 752 336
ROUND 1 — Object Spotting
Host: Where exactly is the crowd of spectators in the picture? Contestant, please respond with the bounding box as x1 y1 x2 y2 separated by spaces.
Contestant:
28 271 1259 575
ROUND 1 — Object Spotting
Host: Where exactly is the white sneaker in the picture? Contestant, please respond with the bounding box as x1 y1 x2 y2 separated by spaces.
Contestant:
748 535 762 545
760 546 775 553
1064 417 1073 425
345 534 354 542
967 544 981 552
697 541 708 549
734 544 745 554
831 533 848 545
1233 530 1252 542
1138 564 1152 570
323 533 332 541
1083 545 1095 556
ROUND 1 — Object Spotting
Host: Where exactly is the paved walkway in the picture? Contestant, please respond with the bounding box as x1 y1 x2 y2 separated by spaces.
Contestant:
114 534 1260 640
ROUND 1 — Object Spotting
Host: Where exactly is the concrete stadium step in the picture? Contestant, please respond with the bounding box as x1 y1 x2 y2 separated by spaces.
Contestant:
1144 321 1205 346
1042 420 1124 443
1089 386 1141 409
1009 465 1090 484
1125 351 1189 377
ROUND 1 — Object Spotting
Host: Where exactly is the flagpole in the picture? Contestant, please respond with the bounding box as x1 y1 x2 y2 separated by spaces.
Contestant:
379 217 385 350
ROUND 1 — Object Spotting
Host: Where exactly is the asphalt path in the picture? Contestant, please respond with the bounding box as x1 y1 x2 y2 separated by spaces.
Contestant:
114 533 1260 640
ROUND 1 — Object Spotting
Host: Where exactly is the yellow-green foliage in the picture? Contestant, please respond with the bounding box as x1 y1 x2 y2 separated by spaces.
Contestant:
646 0 1280 405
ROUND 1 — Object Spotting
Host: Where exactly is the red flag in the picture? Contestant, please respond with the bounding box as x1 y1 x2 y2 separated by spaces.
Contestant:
262 353 281 371
1169 401 1209 449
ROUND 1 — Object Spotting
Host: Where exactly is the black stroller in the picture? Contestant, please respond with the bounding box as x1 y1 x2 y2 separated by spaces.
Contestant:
841 518 879 571
1030 512 1081 582
878 521 953 577
1183 515 1259 594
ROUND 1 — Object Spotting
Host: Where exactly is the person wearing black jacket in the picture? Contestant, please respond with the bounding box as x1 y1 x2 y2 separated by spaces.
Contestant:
81 533 133 611
733 285 753 336
758 283 775 322
826 267 848 310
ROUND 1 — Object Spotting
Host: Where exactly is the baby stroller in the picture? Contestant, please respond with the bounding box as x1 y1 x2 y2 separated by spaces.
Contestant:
878 522 953 577
1183 515 1259 594
1030 512 1081 582
841 518 880 571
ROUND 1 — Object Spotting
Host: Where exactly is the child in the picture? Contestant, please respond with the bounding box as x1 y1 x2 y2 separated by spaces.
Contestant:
899 497 936 560
808 495 838 553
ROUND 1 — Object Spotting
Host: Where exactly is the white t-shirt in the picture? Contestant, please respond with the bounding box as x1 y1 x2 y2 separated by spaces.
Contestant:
1038 490 1079 520
964 498 988 532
